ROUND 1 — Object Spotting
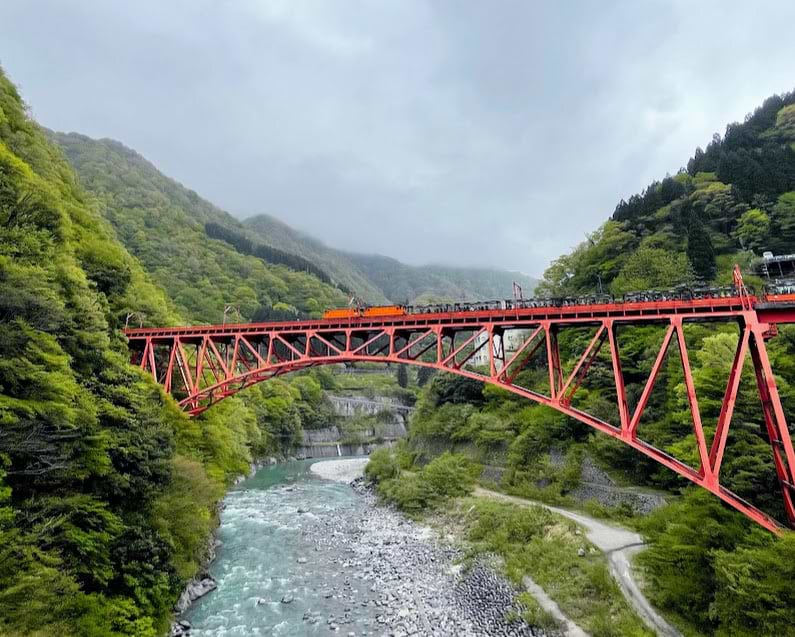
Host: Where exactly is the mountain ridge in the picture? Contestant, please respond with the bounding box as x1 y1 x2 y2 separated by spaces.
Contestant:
243 212 538 304
49 132 537 307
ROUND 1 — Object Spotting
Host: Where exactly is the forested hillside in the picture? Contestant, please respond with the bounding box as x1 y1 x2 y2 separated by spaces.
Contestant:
51 132 536 311
0 67 342 636
242 213 389 303
401 91 795 636
244 213 538 304
48 133 349 324
540 92 795 297
0 67 204 635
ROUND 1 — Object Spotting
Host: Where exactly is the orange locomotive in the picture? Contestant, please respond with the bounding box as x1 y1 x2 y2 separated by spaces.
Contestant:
322 304 407 320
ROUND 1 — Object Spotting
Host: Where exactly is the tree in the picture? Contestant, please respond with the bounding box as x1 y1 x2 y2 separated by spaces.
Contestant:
733 208 771 253
770 192 795 251
610 246 692 294
712 533 795 636
686 216 716 280
417 366 435 387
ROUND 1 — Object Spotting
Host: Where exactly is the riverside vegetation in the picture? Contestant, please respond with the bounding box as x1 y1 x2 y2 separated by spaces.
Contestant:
365 448 652 636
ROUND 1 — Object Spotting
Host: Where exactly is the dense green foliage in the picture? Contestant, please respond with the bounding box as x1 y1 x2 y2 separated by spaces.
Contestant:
638 491 795 636
365 450 475 514
0 66 205 635
48 132 348 324
540 91 795 298
203 221 341 291
364 448 400 483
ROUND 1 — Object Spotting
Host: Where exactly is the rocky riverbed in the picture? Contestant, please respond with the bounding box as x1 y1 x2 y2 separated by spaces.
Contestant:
177 459 550 636
299 477 544 636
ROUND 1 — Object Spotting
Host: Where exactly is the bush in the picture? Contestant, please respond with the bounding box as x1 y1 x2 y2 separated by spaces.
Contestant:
364 448 400 483
373 452 474 514
711 532 795 636
393 439 416 470
380 474 435 514
636 489 759 632
422 452 475 498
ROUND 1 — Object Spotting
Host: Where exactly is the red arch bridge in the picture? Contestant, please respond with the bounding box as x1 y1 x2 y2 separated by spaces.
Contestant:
125 289 795 533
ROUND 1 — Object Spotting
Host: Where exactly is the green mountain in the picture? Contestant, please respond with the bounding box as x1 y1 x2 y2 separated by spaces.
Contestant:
245 213 538 304
47 133 349 324
0 66 227 636
50 132 537 312
539 92 795 297
342 252 537 304
241 213 389 303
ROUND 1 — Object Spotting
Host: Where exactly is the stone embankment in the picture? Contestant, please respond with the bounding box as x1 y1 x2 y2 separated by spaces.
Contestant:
568 456 666 514
482 453 666 515
327 393 415 419
298 392 412 458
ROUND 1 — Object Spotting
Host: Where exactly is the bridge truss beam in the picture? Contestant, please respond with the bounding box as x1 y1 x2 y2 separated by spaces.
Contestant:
127 310 795 533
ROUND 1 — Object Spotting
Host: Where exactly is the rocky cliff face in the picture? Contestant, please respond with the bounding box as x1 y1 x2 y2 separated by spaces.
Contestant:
298 393 411 458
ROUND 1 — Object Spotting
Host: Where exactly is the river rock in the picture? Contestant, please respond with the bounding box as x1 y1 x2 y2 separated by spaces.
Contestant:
174 576 217 612
169 622 191 637
281 593 295 604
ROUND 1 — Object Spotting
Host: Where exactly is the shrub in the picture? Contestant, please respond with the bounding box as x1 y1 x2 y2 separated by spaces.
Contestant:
422 452 475 498
380 474 435 514
364 448 400 483
393 439 416 470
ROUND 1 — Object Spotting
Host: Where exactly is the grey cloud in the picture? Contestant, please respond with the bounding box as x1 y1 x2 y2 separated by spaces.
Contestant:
2 0 794 276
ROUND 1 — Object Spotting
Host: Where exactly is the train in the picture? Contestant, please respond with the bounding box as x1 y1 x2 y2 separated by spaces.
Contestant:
763 282 795 304
322 305 407 319
320 281 795 321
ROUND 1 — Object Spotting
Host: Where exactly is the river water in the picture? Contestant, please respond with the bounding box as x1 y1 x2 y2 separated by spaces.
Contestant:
183 460 376 636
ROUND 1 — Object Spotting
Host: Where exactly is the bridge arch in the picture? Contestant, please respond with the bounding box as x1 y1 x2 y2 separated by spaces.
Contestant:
126 303 795 533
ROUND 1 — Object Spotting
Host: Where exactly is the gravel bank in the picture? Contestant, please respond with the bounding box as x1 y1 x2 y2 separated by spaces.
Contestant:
298 476 549 636
310 458 369 483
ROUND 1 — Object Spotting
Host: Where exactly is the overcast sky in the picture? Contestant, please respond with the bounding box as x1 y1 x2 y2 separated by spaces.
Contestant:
2 1 794 276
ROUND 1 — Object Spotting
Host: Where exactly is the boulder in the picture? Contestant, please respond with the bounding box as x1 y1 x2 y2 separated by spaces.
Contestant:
175 576 217 612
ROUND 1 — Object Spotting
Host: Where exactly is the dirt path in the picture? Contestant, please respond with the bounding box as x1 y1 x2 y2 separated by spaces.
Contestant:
473 487 681 637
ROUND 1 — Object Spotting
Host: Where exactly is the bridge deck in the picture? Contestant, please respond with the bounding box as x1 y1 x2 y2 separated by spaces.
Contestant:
124 296 795 342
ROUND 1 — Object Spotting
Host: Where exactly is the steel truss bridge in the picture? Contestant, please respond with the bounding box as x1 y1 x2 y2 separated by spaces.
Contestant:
125 284 795 533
